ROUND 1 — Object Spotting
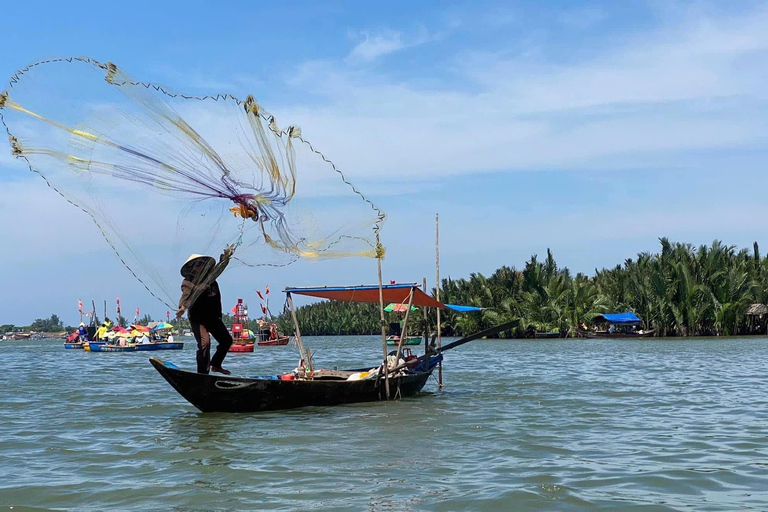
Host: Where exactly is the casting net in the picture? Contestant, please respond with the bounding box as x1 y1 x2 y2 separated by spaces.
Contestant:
0 57 385 310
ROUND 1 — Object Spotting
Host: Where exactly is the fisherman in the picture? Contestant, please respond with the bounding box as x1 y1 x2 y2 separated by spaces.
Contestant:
176 245 235 375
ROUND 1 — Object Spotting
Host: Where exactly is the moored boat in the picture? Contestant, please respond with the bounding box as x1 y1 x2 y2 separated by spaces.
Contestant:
588 313 654 338
64 342 84 349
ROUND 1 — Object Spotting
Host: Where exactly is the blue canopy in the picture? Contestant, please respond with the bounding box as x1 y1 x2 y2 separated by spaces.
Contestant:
592 312 641 325
445 304 483 312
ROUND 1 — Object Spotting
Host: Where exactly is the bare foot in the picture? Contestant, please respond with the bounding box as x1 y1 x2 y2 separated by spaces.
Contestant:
210 366 231 375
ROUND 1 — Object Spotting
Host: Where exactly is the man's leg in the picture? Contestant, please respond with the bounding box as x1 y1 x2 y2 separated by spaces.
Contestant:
191 321 211 374
206 318 234 370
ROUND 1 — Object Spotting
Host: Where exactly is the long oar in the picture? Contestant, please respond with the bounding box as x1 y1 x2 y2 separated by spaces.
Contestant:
389 320 519 374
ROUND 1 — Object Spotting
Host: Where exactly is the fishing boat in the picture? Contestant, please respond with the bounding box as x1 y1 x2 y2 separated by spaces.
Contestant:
151 283 510 413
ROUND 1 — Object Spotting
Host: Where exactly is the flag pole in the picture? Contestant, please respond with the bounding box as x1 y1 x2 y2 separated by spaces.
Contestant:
436 213 442 388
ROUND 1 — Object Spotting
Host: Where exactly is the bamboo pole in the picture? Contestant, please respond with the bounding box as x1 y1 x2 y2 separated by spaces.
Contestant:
423 278 429 358
394 286 415 364
376 233 390 399
436 213 442 388
104 300 107 323
286 293 310 373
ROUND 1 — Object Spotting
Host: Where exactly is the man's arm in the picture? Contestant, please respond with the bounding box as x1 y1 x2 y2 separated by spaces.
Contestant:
208 244 235 282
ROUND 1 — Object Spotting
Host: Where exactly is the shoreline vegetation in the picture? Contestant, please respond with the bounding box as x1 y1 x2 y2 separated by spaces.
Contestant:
275 239 768 339
4 239 768 340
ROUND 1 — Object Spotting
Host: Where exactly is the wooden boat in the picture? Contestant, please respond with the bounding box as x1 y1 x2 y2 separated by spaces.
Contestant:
83 341 106 352
534 331 560 339
258 335 289 346
89 343 136 352
229 342 255 352
150 280 517 413
386 335 421 346
135 342 184 351
150 357 435 413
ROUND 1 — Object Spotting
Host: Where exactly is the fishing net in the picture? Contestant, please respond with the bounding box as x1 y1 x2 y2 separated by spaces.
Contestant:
0 57 385 310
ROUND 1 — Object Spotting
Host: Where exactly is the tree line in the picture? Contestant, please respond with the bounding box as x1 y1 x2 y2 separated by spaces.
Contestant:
274 239 768 338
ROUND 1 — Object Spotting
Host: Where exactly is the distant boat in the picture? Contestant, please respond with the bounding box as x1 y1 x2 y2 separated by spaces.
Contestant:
587 313 655 338
258 335 289 347
386 335 421 346
89 343 136 352
534 331 560 339
135 342 184 351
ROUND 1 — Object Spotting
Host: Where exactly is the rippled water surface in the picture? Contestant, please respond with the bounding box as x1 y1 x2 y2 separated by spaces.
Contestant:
2 336 768 511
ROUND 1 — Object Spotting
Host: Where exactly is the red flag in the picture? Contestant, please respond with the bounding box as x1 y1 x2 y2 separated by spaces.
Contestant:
231 305 237 314
78 299 83 313
167 311 171 320
256 290 264 301
116 297 121 315
265 284 270 295
390 280 396 285
136 307 140 317
261 304 267 314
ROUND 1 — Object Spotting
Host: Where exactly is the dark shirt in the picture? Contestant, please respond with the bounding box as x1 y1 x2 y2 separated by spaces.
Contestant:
180 280 223 323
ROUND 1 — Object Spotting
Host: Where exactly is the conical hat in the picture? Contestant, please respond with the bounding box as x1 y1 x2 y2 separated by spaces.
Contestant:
180 254 216 277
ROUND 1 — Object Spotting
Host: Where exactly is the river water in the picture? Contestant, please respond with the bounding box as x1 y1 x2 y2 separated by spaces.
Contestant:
1 336 767 511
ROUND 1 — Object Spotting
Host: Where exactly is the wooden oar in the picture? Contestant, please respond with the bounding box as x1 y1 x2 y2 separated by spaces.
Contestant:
389 320 519 374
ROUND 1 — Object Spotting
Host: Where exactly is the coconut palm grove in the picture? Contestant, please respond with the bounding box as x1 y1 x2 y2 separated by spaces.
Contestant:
276 239 768 338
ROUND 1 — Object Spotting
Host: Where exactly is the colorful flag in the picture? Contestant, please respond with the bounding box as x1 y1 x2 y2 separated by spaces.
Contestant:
135 307 140 317
78 299 83 313
265 284 270 295
166 311 170 321
231 305 237 314
116 297 121 315
256 290 264 300
261 304 267 314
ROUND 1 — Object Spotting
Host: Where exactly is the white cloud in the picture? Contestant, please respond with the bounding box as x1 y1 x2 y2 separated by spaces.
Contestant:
276 6 768 183
346 27 434 63
348 30 405 62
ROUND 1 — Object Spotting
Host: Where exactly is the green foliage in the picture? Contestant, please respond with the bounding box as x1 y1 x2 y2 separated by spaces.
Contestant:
138 313 153 326
0 324 16 333
30 314 64 332
276 239 768 338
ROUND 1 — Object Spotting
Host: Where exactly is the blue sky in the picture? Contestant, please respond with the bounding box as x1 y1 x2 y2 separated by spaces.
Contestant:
2 0 767 326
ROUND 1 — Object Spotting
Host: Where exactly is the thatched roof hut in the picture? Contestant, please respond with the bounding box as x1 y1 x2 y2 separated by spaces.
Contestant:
746 303 768 316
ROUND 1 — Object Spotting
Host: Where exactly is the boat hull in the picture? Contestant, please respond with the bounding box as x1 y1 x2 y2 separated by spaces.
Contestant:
149 357 434 413
229 342 255 352
83 341 106 352
89 343 136 352
64 342 84 349
257 335 290 346
135 342 184 351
